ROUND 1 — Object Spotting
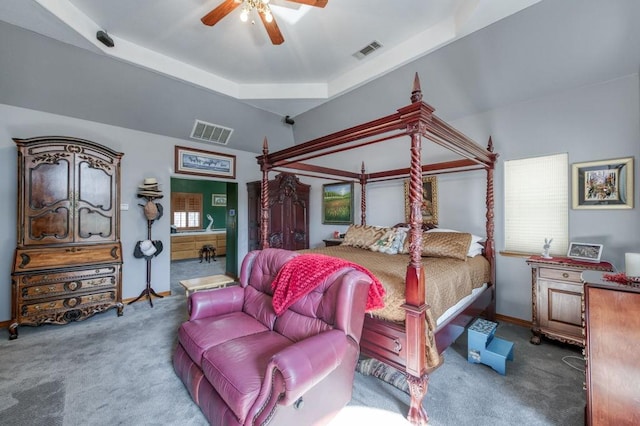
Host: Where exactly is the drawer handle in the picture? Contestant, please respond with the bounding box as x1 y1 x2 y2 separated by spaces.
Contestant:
562 272 569 278
65 247 83 253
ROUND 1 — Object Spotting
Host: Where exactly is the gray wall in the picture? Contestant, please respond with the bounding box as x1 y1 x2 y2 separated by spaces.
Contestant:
0 104 263 323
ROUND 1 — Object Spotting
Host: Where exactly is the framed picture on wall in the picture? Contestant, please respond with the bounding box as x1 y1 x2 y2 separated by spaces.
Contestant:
175 145 236 179
404 176 438 225
572 157 633 209
212 194 227 206
322 182 354 224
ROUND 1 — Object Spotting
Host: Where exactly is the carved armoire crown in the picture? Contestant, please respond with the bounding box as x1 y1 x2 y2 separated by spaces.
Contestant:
9 136 124 339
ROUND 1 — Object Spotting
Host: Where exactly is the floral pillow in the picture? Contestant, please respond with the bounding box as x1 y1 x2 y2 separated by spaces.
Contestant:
370 228 407 255
342 224 390 249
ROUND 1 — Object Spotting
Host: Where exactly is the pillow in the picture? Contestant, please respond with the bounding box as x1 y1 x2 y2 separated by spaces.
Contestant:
343 224 390 249
467 242 484 257
426 228 483 245
420 232 472 260
369 229 395 252
370 228 407 255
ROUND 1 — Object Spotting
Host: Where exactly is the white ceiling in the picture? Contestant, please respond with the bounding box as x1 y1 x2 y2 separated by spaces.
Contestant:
0 0 541 116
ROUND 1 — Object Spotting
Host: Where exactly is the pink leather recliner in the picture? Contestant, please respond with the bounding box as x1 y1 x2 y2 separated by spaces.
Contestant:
173 248 373 425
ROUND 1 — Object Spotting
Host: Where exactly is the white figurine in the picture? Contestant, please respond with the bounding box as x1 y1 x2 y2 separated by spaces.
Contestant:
205 214 214 231
542 238 553 259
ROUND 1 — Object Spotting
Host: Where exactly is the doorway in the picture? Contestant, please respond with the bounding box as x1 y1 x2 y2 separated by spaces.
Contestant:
169 177 238 295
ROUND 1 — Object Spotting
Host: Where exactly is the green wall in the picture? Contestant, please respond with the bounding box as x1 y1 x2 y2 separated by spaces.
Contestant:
171 178 227 230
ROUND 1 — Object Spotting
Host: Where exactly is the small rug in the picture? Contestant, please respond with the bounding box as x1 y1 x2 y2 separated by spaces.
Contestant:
355 357 409 394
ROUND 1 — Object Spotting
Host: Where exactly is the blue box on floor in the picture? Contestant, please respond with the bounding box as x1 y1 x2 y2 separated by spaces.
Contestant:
468 318 514 375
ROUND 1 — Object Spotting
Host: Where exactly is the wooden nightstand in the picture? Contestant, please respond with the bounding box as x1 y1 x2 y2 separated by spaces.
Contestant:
526 256 613 347
322 238 344 247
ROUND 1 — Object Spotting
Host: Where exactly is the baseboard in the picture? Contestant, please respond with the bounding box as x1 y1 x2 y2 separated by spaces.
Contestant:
495 313 532 329
122 291 172 304
0 292 175 330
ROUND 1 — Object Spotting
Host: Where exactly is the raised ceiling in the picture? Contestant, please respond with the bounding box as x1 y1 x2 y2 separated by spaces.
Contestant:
0 0 541 116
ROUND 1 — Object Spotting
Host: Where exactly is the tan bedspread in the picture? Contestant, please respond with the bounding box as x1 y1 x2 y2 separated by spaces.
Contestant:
300 245 490 322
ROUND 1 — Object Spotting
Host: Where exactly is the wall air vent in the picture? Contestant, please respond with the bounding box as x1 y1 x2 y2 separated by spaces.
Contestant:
190 120 233 145
353 40 383 60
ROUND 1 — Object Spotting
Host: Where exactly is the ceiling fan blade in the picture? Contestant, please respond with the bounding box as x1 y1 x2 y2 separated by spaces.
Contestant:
259 12 285 45
201 0 241 26
284 0 328 7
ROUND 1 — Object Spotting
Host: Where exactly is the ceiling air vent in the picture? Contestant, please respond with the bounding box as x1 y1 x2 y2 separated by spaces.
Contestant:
353 40 383 60
190 120 233 145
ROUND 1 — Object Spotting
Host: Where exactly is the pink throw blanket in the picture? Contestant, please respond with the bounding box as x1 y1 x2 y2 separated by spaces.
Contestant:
271 254 386 315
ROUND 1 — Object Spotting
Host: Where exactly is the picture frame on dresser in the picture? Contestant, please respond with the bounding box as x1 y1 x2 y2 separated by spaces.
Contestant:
567 242 603 262
572 156 633 209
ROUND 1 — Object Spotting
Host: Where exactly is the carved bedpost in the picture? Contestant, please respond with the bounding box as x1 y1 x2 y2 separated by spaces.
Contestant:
485 137 498 319
360 161 367 225
401 72 430 426
260 138 270 249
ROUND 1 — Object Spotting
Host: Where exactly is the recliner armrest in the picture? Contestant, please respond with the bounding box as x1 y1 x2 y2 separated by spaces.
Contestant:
188 286 245 320
266 329 348 405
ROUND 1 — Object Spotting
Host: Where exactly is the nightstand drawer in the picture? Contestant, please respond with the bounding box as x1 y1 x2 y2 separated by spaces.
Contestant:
539 267 582 283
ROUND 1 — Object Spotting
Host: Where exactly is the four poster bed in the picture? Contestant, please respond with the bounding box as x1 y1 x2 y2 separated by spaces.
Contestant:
256 73 498 425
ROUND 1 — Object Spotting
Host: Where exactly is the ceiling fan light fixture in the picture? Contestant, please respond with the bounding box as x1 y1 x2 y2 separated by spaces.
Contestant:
238 0 273 23
240 8 249 22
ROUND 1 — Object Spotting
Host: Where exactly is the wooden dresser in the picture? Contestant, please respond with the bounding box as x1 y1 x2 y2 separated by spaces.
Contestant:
583 272 640 425
170 231 226 260
527 256 613 346
9 136 124 339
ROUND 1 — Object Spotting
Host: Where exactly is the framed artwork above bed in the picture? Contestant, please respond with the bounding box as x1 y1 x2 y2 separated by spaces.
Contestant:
404 176 438 225
322 182 354 224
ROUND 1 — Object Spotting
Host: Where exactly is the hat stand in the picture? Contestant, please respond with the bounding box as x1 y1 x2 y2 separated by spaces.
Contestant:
128 194 164 307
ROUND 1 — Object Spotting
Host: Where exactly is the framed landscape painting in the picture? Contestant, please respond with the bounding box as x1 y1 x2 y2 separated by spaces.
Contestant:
572 157 633 209
322 182 353 224
404 176 438 225
175 145 236 179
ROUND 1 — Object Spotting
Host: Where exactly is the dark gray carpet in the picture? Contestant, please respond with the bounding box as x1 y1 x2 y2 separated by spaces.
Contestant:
170 257 228 296
1 278 585 425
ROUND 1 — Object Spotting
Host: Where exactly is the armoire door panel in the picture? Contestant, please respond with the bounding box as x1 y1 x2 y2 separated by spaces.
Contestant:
28 160 71 210
77 161 114 210
77 208 113 240
28 207 71 242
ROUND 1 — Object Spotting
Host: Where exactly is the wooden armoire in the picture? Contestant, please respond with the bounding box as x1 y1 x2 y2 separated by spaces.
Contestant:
247 173 310 251
9 136 124 340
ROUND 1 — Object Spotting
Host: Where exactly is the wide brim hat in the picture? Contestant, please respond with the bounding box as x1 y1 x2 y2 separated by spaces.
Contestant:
137 190 164 198
138 177 162 190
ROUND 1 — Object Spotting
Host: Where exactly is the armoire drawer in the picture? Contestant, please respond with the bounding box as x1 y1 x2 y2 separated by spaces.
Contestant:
19 290 117 317
17 266 119 300
14 244 122 271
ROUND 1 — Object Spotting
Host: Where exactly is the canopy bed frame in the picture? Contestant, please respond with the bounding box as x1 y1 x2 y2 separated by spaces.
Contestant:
256 73 498 425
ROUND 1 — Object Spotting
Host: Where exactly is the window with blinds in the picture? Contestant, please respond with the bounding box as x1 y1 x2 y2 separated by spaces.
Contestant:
504 153 568 256
171 192 203 231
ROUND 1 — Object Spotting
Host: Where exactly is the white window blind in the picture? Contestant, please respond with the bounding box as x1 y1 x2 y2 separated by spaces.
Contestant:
504 153 568 256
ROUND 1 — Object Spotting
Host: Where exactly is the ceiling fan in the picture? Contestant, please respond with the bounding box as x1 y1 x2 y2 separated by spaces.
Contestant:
201 0 328 45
